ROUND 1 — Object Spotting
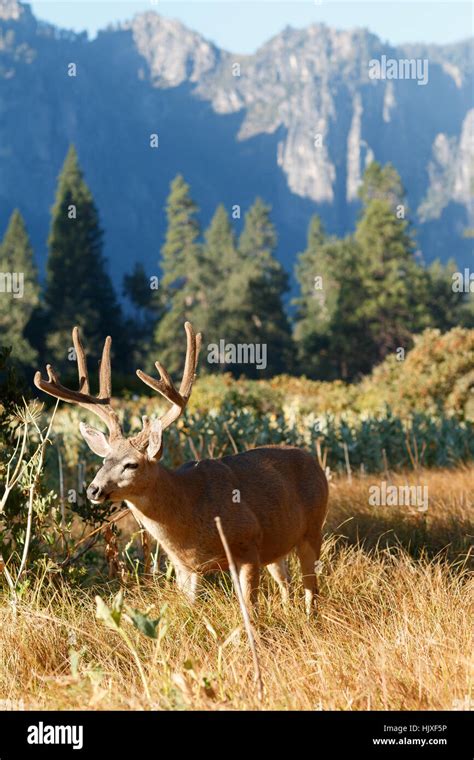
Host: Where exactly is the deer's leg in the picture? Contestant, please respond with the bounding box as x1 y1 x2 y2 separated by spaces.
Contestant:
296 539 319 618
237 548 260 617
174 563 199 604
267 558 290 605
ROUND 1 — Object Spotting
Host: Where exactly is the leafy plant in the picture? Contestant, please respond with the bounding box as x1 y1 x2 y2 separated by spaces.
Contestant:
95 590 166 703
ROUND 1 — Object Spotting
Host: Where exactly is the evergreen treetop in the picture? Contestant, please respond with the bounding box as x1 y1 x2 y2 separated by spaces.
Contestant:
0 209 39 364
45 144 123 372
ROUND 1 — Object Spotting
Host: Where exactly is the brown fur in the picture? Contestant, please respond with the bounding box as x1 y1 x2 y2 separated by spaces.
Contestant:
87 440 329 615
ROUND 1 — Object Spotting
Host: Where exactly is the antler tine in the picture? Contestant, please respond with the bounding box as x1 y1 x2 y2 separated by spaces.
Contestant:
156 322 201 430
133 321 201 444
179 322 202 401
46 364 59 384
34 327 123 440
72 326 90 393
136 361 184 408
98 335 112 399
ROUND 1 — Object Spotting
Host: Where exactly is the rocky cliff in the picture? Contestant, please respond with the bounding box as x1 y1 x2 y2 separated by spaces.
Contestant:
0 1 472 285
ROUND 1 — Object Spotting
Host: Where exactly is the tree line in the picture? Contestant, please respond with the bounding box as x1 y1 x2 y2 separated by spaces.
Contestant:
1 145 472 384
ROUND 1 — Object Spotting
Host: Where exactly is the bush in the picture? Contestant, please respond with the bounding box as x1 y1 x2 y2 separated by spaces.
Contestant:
50 401 473 475
163 327 473 421
357 327 474 418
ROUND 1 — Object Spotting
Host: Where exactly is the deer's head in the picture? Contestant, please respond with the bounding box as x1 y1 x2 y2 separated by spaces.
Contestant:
34 323 201 504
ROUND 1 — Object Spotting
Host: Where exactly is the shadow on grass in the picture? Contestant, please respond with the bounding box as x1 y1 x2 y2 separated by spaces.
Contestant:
326 509 473 565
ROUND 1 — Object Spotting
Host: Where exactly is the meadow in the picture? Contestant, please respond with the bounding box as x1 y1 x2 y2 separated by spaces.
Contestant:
0 468 471 711
0 327 472 711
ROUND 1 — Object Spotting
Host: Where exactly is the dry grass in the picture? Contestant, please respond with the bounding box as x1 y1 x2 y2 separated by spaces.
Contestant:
0 466 472 711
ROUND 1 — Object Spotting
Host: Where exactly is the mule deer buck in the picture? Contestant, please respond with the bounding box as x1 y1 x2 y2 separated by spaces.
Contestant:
34 323 329 615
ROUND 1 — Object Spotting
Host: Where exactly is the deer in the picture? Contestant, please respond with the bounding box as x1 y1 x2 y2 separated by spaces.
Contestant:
34 323 329 616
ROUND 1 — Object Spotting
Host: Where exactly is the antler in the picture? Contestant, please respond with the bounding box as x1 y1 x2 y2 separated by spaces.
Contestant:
34 326 123 440
131 322 201 448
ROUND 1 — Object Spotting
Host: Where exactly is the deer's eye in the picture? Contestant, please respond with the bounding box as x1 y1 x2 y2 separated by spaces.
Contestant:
123 462 138 471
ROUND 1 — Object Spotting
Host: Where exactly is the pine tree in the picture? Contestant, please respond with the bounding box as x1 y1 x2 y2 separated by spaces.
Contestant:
325 237 376 379
354 197 430 362
201 204 240 344
45 145 123 373
293 221 370 379
355 162 473 365
235 198 294 377
424 259 474 330
293 217 326 325
293 216 331 375
358 161 404 209
160 175 201 286
0 209 40 364
293 164 434 380
153 175 208 373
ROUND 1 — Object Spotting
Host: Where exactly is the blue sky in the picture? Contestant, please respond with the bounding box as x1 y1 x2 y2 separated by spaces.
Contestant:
30 1 473 53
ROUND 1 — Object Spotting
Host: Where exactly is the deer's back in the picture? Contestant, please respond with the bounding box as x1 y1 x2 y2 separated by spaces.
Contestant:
223 445 326 507
178 446 328 566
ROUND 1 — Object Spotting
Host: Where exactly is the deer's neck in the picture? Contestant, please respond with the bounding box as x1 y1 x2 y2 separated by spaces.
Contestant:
124 463 191 556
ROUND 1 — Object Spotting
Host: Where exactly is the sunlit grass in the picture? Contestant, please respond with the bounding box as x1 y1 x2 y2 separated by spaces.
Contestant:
0 466 471 711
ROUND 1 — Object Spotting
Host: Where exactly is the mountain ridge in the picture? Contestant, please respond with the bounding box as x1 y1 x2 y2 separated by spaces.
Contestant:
0 2 472 289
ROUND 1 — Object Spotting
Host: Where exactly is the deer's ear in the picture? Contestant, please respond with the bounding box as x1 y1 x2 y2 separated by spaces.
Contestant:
79 422 111 457
147 419 163 461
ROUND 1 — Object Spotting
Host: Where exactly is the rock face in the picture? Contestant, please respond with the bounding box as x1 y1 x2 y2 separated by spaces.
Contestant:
127 13 219 87
0 4 472 286
0 0 24 20
419 110 474 220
